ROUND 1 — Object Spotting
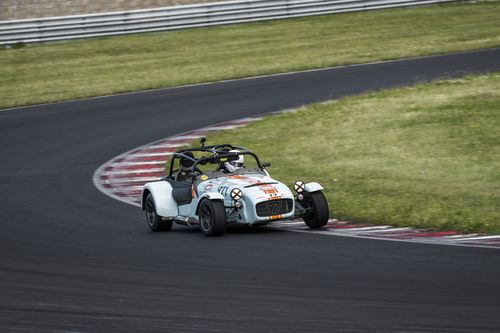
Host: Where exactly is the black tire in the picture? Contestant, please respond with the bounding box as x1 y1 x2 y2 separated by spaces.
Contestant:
199 199 226 237
145 194 173 232
302 191 329 229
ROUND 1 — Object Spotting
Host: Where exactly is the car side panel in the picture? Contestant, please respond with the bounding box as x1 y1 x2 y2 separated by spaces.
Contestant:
142 181 178 218
198 192 225 201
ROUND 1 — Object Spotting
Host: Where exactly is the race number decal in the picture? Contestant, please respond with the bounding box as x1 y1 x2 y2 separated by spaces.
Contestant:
217 186 230 196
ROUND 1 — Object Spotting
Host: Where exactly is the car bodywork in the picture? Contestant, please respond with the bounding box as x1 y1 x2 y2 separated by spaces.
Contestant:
141 141 328 235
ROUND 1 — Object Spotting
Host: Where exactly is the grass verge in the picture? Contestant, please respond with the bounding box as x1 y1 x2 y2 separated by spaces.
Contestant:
1 1 500 109
201 73 500 234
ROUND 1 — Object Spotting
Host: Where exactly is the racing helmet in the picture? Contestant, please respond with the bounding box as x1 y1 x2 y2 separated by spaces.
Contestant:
224 150 244 172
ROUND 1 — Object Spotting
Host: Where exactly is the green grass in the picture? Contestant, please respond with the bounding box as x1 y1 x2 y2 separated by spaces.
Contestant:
200 73 500 234
1 1 500 109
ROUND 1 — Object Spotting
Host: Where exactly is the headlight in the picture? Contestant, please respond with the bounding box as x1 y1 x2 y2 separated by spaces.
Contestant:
230 188 242 201
294 180 305 193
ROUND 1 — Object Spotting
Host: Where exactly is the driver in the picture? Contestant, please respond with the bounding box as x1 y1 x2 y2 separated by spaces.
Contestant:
223 150 244 173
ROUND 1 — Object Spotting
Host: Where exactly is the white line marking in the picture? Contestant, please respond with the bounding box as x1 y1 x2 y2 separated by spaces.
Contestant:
234 117 263 122
352 227 413 234
108 177 161 183
168 135 203 140
283 228 500 249
440 234 483 239
103 168 164 175
112 160 166 166
203 124 246 131
335 226 392 232
126 152 173 158
454 235 500 241
112 185 143 192
141 143 184 149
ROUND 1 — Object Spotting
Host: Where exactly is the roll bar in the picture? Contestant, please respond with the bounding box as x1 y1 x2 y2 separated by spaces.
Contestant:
167 143 267 178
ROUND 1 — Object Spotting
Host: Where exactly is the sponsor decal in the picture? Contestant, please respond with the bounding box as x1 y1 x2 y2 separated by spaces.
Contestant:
258 184 278 195
227 175 248 180
227 175 271 187
204 184 213 191
227 175 267 185
217 185 230 196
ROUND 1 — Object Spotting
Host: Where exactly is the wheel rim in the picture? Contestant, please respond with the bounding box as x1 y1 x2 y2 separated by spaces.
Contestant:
200 205 212 231
146 198 155 226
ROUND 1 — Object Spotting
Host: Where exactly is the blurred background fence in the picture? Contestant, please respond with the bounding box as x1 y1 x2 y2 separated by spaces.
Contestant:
0 0 463 45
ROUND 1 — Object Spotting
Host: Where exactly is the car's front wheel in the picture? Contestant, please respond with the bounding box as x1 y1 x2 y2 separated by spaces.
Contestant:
145 194 173 232
302 191 329 229
199 199 226 237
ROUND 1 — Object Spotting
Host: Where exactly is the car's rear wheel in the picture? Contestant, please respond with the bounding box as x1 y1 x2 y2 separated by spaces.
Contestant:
199 199 226 237
302 191 329 229
145 194 173 232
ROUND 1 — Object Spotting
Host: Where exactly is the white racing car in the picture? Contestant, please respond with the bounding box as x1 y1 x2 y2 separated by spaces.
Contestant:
141 138 329 236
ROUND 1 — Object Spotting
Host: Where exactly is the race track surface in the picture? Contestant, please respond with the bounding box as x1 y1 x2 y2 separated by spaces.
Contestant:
1 49 500 332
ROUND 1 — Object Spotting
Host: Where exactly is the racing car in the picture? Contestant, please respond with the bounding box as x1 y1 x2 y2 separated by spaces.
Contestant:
141 138 329 236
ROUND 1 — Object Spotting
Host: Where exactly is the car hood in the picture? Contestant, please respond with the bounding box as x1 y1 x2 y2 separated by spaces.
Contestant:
199 173 294 202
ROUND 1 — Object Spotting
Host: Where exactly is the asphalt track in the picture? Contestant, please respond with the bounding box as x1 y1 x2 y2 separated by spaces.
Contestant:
1 49 500 332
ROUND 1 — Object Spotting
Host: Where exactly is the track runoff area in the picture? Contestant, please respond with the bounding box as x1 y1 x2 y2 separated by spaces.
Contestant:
94 110 500 250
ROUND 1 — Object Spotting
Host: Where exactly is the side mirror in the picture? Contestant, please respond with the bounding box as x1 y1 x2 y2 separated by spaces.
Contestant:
262 161 271 168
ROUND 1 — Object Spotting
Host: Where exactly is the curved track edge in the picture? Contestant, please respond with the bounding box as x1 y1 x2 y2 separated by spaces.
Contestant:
93 113 500 250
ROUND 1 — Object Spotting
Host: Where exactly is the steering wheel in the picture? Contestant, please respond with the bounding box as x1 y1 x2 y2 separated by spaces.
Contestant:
174 166 204 182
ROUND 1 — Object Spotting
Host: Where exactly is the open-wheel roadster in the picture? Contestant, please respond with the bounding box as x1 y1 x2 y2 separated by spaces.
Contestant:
141 138 329 236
